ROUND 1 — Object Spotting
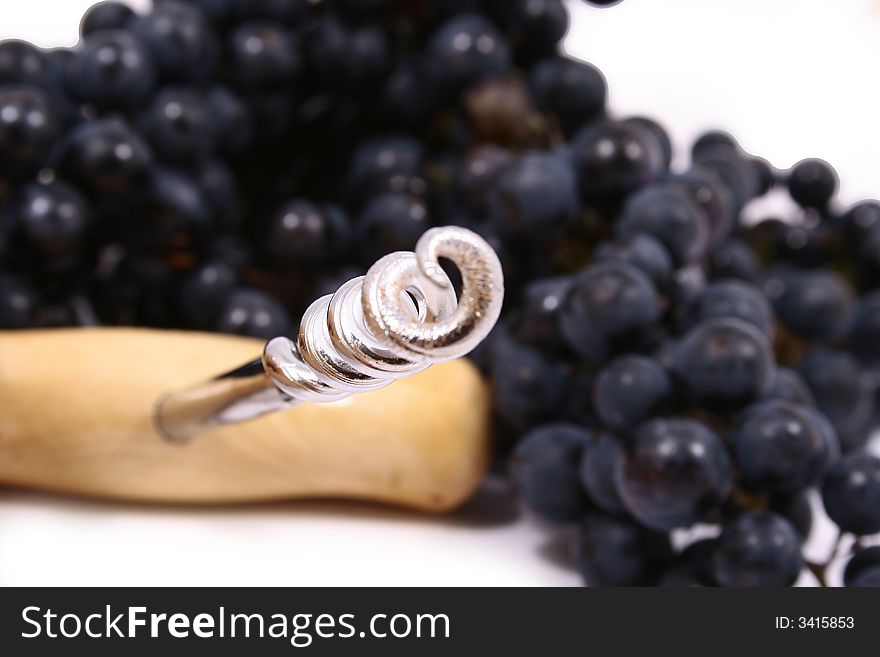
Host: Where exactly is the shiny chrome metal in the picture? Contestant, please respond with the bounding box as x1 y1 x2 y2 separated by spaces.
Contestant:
154 225 504 443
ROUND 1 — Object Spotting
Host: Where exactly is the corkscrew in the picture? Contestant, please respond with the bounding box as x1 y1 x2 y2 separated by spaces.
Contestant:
154 225 504 443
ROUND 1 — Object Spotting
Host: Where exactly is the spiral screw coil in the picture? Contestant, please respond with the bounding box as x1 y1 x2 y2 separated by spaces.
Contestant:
155 226 504 442
264 225 504 403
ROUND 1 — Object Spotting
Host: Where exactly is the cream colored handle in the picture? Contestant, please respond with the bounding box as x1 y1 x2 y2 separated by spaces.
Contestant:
0 328 491 511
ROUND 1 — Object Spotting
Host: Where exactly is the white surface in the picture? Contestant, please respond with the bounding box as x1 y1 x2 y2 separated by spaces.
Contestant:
1 0 879 586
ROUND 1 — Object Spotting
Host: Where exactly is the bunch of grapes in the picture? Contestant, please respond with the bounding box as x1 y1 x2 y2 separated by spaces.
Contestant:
0 0 878 586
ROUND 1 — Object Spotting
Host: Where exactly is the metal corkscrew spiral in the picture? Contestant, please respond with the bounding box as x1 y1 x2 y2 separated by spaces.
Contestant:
154 226 504 443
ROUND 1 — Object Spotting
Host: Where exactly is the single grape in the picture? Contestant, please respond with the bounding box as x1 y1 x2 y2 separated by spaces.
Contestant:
707 238 760 283
65 30 155 108
227 21 300 88
593 355 671 431
688 279 773 337
577 512 671 586
569 120 666 200
616 417 732 530
0 86 59 170
712 511 804 587
79 1 135 37
0 40 47 86
426 14 510 93
11 179 93 261
593 233 673 292
215 287 293 340
511 423 591 523
666 168 737 248
490 341 568 431
786 158 838 209
130 0 219 82
510 275 572 350
177 261 238 330
776 269 855 342
356 192 431 265
674 318 776 411
140 87 216 163
263 199 351 268
487 152 579 238
821 453 880 535
529 56 606 135
559 262 661 359
55 118 154 199
732 400 835 491
843 547 880 587
625 117 672 169
797 349 875 450
0 274 41 328
617 185 710 265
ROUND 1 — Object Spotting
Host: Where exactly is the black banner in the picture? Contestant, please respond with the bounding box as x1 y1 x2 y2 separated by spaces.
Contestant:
0 587 877 654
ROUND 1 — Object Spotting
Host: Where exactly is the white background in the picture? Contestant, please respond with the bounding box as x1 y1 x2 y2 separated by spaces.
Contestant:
1 0 878 586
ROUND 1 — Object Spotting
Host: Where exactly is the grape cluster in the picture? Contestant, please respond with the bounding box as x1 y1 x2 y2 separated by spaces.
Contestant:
1 0 878 586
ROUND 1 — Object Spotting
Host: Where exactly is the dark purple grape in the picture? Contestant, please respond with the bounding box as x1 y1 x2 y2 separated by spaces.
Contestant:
227 21 300 89
666 168 737 248
488 152 579 238
712 511 803 587
617 417 732 530
307 18 389 92
732 400 835 491
264 199 350 268
821 453 880 535
840 200 880 243
593 355 671 431
797 349 874 450
0 274 41 328
625 116 672 169
0 40 47 86
177 261 237 329
511 423 591 523
688 279 773 337
658 539 717 587
426 14 510 94
579 432 627 514
674 318 776 411
215 287 293 340
453 144 512 216
577 512 671 586
510 275 572 350
787 158 838 209
0 86 59 171
529 56 606 135
617 185 709 265
79 1 135 37
56 118 153 199
356 192 430 264
65 30 155 108
347 134 424 203
11 179 93 261
140 87 216 163
691 130 738 160
570 119 666 200
133 167 212 250
707 238 760 283
130 1 219 82
490 341 568 431
843 547 880 587
559 262 661 359
593 233 673 292
507 0 569 60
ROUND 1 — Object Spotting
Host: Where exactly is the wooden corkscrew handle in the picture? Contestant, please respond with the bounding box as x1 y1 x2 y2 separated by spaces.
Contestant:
0 328 491 511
